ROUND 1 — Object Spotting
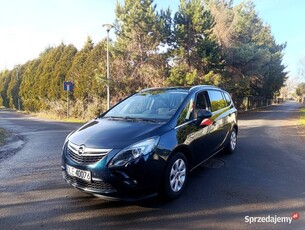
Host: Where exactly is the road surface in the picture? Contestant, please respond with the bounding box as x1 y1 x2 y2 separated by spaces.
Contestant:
0 102 304 229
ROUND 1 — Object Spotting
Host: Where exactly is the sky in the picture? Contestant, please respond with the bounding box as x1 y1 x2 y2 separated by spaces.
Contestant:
0 0 305 79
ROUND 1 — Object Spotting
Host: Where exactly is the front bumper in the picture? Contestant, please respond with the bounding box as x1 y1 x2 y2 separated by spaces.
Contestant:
62 168 157 201
61 144 164 201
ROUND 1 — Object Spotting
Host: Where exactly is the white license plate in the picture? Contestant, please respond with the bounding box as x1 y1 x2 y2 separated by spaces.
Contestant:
66 165 91 182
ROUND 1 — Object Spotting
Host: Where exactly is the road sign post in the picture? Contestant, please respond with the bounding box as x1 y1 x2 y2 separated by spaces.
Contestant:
64 82 74 118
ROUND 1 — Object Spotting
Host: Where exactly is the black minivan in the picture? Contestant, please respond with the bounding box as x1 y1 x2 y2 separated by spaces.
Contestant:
61 85 238 200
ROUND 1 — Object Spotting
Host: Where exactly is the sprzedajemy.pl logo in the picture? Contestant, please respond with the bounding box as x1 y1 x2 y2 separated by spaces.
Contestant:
245 212 299 225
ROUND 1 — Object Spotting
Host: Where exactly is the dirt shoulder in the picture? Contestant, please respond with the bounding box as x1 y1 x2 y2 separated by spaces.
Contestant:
0 128 25 162
298 106 305 141
0 128 8 146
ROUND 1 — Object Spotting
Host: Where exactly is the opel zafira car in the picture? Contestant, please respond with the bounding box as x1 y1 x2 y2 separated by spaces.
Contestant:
61 85 238 200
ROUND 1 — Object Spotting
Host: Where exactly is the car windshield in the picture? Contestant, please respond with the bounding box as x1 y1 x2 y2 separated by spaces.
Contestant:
104 90 188 121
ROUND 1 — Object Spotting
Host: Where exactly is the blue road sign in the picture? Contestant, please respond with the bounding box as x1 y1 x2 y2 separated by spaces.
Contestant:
64 82 74 91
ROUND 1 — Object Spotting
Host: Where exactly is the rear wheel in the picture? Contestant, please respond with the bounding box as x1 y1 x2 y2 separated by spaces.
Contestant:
163 152 188 199
226 128 237 153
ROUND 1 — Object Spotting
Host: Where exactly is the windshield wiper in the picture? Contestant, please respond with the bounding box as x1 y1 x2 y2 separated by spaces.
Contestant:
102 116 161 123
122 117 161 123
103 116 125 120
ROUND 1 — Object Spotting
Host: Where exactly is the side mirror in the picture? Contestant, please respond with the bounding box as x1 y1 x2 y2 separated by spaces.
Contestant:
197 109 212 119
196 109 212 126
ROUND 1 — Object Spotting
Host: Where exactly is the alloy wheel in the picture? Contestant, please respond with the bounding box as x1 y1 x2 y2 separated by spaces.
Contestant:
169 158 186 192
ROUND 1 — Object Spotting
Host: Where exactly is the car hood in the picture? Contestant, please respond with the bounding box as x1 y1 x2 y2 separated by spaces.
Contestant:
68 118 168 149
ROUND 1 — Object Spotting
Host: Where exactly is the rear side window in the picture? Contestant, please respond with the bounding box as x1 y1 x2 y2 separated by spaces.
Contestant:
208 90 227 112
223 92 232 106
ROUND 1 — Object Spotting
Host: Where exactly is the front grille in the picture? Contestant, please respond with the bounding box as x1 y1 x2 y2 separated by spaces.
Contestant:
63 171 117 193
66 148 105 164
65 142 111 164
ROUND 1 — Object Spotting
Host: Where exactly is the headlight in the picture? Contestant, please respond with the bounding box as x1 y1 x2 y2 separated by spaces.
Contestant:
108 136 160 167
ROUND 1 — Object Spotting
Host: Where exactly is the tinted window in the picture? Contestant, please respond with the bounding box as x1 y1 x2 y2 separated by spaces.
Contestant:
223 92 232 106
194 91 209 118
195 92 208 110
208 90 227 112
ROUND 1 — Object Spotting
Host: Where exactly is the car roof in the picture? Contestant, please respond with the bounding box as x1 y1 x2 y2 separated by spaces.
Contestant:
139 85 223 93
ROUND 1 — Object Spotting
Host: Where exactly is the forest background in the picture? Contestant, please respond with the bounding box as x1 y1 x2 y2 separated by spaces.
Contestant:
0 0 288 120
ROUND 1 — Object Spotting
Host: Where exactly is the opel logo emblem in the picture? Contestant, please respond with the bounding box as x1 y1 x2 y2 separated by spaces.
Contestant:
78 145 85 155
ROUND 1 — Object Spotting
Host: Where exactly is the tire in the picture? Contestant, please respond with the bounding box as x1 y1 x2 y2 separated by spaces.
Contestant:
162 152 188 199
226 128 237 154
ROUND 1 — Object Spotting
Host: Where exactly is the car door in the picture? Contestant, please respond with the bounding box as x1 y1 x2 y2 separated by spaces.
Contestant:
175 91 216 165
207 90 231 152
189 90 218 163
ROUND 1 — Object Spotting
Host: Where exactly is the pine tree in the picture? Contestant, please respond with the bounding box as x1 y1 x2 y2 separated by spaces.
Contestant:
168 0 223 86
207 0 287 100
114 0 167 94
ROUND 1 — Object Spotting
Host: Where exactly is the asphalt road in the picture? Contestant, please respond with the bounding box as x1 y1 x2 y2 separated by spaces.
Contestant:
0 102 304 229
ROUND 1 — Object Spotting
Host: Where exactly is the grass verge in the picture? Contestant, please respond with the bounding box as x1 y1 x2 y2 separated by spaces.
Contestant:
300 107 305 126
0 128 8 146
31 112 85 123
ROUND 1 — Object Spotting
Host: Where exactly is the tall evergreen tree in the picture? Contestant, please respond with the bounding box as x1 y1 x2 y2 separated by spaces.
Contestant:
207 0 287 100
67 37 94 114
19 59 42 111
114 0 167 94
7 65 23 109
48 43 77 101
0 70 11 108
168 0 223 86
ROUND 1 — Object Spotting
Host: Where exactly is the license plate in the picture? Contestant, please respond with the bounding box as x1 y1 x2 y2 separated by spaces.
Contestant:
66 165 91 182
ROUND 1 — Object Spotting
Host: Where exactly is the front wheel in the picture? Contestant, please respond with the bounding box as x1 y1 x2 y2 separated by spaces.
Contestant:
162 152 188 199
226 128 237 154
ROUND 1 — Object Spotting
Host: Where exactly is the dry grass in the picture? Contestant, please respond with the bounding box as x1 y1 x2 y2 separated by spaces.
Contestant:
31 112 85 123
